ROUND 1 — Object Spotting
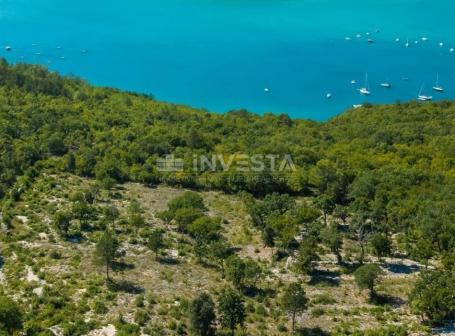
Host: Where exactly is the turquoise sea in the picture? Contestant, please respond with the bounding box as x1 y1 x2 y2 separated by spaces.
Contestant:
0 0 454 120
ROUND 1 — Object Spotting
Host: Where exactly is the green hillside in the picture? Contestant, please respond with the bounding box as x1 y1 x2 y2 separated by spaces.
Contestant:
1 60 455 336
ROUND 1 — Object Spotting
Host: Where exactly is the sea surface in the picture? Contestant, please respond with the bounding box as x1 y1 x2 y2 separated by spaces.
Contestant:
0 0 454 120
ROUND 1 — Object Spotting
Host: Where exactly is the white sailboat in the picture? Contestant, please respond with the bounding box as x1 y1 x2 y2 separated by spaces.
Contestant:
418 84 433 101
359 73 371 95
432 73 444 92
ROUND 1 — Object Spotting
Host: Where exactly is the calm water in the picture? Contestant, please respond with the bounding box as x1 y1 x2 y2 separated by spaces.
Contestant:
0 0 454 120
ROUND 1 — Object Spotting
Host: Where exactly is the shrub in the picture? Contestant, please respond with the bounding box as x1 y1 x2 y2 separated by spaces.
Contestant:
188 293 215 336
409 269 455 325
134 295 145 308
311 307 325 318
134 309 149 326
353 264 384 299
311 294 336 305
0 294 23 334
93 300 108 314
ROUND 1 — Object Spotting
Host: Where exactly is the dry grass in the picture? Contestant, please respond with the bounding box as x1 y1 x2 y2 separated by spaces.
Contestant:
0 174 428 335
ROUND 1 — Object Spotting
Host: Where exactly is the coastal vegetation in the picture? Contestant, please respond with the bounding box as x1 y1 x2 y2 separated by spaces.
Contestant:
1 60 455 335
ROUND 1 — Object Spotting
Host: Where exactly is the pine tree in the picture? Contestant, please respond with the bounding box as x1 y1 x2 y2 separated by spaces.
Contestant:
95 229 119 281
281 282 308 334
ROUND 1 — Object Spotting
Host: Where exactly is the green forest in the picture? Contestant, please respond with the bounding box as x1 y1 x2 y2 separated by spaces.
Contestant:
1 60 455 336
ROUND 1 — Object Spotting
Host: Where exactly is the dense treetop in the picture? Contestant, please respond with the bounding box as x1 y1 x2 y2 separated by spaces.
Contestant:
1 59 454 195
2 59 455 249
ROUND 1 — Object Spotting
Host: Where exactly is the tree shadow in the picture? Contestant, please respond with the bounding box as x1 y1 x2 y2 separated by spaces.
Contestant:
383 262 420 275
193 258 220 270
157 256 180 265
370 293 405 307
230 247 242 254
143 184 158 189
67 235 84 244
297 326 329 336
112 261 135 271
109 191 124 199
340 261 361 274
273 249 290 262
309 269 341 287
243 286 275 298
432 325 455 335
80 222 98 233
107 279 144 294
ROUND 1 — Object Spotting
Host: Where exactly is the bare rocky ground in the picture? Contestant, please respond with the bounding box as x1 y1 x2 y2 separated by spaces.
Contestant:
0 174 431 335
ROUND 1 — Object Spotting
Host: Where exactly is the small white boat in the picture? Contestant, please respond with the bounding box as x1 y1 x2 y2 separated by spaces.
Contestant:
356 34 362 38
439 42 444 47
395 38 400 42
421 37 428 42
450 48 454 53
359 73 371 95
345 37 352 41
359 87 371 95
326 93 332 99
414 40 419 45
418 84 433 101
264 88 270 93
432 73 444 92
353 104 363 109
418 95 432 101
359 88 371 95
405 40 410 48
367 38 374 43
5 46 12 51
380 83 392 88
351 80 357 85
